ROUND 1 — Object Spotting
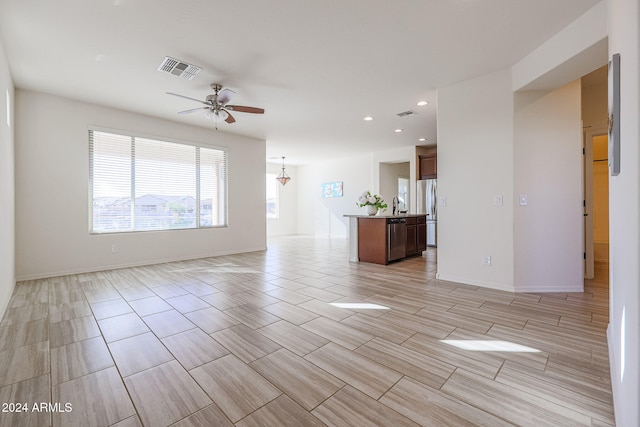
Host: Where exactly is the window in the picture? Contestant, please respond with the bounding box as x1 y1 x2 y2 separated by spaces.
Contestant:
89 129 227 233
397 177 409 211
266 173 279 219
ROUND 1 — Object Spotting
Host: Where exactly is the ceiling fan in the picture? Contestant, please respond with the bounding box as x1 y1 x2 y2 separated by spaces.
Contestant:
167 83 264 125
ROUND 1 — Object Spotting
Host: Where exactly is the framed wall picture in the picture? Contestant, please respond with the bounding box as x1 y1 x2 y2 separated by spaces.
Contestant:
608 53 620 176
321 181 343 198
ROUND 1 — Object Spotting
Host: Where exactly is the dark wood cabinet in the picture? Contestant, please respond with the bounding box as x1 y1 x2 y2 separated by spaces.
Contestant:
417 216 427 253
405 217 417 257
419 154 437 179
355 215 427 265
357 217 388 265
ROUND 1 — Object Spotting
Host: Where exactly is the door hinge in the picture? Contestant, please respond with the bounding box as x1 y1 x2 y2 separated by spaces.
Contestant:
583 147 585 155
584 252 587 260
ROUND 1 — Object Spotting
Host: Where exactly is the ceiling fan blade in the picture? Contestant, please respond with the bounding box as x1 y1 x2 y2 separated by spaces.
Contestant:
178 107 209 115
225 111 236 124
217 88 236 105
227 105 265 114
166 92 208 105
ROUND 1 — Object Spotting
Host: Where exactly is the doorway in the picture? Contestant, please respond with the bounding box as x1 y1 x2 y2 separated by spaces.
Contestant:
584 130 610 279
379 161 410 212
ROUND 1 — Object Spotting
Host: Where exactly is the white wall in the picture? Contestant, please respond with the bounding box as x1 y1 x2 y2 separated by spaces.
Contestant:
15 90 266 280
513 81 584 292
373 146 417 213
512 1 608 92
297 154 373 237
380 162 415 213
608 0 640 425
379 162 409 211
0 35 15 318
296 146 419 237
437 68 515 291
582 68 609 130
266 162 298 236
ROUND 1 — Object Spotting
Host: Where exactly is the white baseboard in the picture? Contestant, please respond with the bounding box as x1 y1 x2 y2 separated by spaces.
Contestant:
436 273 584 293
514 284 585 293
15 246 268 282
435 273 515 292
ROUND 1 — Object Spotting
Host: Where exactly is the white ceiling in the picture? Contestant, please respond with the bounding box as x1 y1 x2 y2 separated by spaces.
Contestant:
0 0 599 165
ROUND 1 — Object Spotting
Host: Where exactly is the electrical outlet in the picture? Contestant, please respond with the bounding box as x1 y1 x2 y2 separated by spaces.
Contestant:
111 244 119 253
482 255 492 266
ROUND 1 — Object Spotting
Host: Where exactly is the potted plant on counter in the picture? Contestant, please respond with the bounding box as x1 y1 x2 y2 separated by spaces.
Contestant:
356 191 388 216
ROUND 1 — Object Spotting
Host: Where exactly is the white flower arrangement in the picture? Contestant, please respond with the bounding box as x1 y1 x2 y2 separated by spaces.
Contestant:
356 191 388 211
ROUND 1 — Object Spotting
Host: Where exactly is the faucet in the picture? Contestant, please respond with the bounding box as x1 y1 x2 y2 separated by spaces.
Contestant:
392 196 398 215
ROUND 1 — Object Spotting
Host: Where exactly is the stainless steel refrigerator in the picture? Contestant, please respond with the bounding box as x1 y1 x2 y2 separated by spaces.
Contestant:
416 179 437 247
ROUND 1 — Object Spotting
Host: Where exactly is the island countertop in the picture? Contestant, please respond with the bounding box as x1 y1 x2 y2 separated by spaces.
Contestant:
344 214 427 264
343 213 426 219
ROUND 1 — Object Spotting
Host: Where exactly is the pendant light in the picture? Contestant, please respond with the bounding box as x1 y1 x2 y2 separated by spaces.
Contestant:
276 156 291 185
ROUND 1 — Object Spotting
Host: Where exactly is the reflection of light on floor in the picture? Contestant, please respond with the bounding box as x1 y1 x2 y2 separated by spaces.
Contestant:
329 303 390 310
440 340 541 353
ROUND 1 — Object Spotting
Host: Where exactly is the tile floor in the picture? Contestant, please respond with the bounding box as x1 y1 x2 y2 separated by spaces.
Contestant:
0 236 614 426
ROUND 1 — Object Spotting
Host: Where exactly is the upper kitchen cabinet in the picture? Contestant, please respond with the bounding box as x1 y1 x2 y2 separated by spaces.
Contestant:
419 154 437 179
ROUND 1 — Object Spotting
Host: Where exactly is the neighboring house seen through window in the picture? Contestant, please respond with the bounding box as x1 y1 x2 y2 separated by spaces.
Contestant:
89 129 227 233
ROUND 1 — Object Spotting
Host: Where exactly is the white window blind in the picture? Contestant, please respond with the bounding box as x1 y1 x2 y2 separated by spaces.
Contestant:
89 129 227 233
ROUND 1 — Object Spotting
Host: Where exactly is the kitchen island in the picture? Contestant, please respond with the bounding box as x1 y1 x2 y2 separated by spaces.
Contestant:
344 214 427 265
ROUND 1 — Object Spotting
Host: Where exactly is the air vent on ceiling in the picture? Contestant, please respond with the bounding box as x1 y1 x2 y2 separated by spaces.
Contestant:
157 56 202 80
396 110 417 117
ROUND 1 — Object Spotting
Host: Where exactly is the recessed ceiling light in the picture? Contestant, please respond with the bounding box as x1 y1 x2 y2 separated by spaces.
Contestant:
418 137 426 142
394 128 403 133
417 100 428 106
363 116 373 121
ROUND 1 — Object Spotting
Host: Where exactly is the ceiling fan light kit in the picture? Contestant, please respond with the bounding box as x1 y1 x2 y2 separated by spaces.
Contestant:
203 108 229 122
167 83 264 128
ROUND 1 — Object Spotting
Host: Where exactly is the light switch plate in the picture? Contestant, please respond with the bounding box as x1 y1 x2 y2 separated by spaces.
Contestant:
519 194 527 206
440 197 447 207
493 195 503 206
